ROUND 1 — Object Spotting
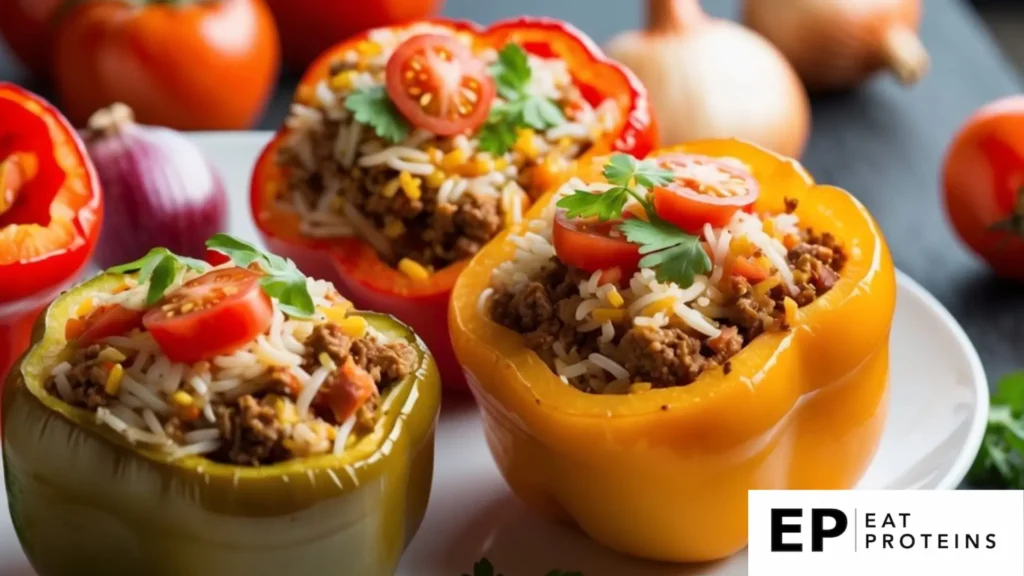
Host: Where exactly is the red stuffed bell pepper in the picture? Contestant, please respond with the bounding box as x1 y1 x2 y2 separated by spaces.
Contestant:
0 83 103 390
251 18 657 390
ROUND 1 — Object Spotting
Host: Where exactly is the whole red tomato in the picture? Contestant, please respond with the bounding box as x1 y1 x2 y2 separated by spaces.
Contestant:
0 0 63 79
266 0 445 71
52 0 280 130
944 95 1024 281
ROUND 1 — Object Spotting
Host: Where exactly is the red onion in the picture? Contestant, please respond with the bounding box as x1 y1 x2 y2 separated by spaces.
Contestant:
83 103 228 268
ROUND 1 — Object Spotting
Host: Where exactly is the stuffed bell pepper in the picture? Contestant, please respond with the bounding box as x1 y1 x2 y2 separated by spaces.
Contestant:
251 17 657 390
3 235 440 576
0 83 103 388
449 140 896 562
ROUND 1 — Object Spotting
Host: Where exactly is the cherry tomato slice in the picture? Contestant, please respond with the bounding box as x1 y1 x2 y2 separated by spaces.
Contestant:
552 210 641 274
68 304 145 345
142 267 273 363
651 154 760 234
385 34 496 137
321 356 377 424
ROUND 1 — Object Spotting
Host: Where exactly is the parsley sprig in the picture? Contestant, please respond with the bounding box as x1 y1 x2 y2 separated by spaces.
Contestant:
108 249 208 306
555 154 712 287
968 372 1024 488
478 44 567 155
345 85 410 144
464 557 582 576
205 234 316 319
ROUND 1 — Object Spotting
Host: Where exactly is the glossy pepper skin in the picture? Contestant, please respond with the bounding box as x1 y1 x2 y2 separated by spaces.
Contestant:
0 83 103 389
251 17 658 392
3 274 441 576
449 140 896 562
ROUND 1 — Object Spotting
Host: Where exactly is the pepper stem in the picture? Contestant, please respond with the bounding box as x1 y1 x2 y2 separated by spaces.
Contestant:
647 0 707 34
882 25 930 85
87 103 136 136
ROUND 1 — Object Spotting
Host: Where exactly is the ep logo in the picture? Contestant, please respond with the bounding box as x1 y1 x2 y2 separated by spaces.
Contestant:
771 508 849 552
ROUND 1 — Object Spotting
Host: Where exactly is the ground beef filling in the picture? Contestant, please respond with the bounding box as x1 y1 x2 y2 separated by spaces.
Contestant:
46 325 417 466
277 53 594 271
490 230 847 391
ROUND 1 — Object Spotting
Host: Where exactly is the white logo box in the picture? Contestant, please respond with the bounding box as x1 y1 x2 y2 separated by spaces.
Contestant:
748 490 1024 575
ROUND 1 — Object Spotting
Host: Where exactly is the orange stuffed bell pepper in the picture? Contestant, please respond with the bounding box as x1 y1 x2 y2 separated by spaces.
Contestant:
251 18 657 391
0 83 102 390
449 139 895 562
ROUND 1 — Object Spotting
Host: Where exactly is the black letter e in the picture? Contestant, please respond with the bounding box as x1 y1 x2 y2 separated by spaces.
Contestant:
771 508 803 552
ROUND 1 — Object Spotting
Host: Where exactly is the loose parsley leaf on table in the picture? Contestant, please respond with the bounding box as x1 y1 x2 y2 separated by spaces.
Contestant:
478 44 567 155
107 248 208 306
205 234 316 319
345 85 410 144
967 372 1024 488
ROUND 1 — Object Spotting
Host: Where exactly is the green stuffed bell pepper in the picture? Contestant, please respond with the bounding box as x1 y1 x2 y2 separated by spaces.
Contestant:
2 236 441 576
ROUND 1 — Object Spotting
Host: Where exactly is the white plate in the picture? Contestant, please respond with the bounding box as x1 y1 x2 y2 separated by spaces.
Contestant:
0 133 989 576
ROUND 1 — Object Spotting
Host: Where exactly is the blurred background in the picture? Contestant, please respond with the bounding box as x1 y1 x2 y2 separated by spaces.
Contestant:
1 0 1024 388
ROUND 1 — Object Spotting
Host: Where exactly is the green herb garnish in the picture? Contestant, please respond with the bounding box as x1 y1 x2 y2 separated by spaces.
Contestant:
463 557 582 576
107 248 208 306
345 85 410 144
554 153 710 287
205 234 315 319
478 44 567 155
968 372 1024 488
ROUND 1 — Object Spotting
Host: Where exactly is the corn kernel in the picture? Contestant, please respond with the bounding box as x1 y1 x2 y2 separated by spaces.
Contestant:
591 308 627 323
329 71 356 91
76 297 95 317
556 137 573 151
172 391 194 407
104 364 124 396
399 171 422 200
514 129 538 159
641 298 675 317
629 382 653 394
398 258 430 281
425 169 446 188
326 426 337 440
337 316 368 339
606 289 625 308
441 148 468 172
469 157 494 176
274 397 299 425
783 297 798 325
321 302 352 324
355 40 382 57
383 219 406 238
763 219 776 237
382 178 401 198
425 146 443 164
730 236 753 256
494 157 509 171
318 352 338 371
98 347 127 363
753 275 781 297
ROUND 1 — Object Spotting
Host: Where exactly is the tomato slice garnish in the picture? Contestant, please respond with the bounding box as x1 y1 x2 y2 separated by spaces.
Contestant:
651 154 760 234
142 267 273 363
68 304 145 345
385 34 496 137
321 356 376 424
552 210 641 274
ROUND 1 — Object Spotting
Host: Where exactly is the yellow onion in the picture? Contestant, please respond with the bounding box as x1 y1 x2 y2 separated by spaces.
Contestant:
82 103 228 268
605 0 810 159
743 0 929 92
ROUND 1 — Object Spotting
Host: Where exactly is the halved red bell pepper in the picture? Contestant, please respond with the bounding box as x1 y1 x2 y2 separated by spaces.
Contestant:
0 83 103 388
251 17 658 391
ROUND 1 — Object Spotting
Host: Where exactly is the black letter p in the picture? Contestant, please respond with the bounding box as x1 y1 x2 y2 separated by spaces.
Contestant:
811 509 848 552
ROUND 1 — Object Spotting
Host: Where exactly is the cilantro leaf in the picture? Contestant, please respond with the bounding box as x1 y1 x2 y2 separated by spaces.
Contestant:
107 247 209 305
968 372 1024 488
556 187 628 221
206 234 316 319
603 153 673 189
477 106 519 156
522 98 566 130
619 216 712 287
490 44 531 98
345 86 410 144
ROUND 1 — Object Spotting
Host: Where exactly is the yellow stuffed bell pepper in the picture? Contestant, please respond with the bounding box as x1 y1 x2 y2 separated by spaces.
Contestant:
449 139 896 562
